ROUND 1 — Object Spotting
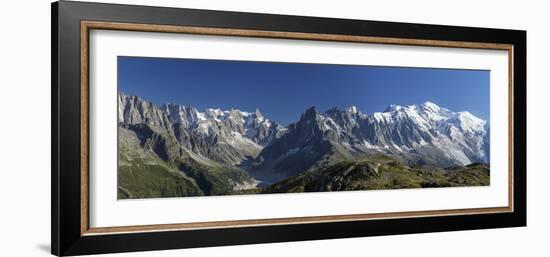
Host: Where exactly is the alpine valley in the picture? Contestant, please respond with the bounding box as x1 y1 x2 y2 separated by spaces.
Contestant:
117 92 490 199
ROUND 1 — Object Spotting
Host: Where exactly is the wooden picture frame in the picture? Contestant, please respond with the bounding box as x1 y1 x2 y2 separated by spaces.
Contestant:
52 1 526 256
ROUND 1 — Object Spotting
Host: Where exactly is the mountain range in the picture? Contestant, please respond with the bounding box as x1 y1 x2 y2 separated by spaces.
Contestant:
117 92 490 198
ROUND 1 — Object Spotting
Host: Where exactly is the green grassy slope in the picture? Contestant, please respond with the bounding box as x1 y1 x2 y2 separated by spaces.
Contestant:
118 126 257 199
118 127 204 199
245 154 489 194
119 123 489 198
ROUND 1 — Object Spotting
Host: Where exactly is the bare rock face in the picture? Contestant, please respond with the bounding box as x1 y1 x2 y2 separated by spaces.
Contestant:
118 92 287 166
250 102 489 181
118 92 278 198
118 94 174 132
118 92 489 188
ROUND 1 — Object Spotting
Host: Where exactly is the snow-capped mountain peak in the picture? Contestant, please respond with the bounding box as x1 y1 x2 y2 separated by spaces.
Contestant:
384 104 404 112
446 111 487 133
264 102 489 170
118 92 288 165
346 105 359 114
421 101 440 110
119 92 488 170
254 108 264 119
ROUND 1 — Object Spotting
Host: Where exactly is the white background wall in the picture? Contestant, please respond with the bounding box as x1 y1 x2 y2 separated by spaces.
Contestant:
0 0 547 256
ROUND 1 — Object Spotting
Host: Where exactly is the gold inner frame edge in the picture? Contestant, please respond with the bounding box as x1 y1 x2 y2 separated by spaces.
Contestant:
80 20 515 236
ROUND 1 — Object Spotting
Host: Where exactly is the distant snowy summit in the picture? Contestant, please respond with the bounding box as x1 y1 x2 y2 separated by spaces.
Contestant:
249 101 489 180
118 92 489 181
118 92 287 165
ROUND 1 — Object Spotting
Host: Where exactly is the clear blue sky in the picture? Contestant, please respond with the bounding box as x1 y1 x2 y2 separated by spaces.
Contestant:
118 56 489 125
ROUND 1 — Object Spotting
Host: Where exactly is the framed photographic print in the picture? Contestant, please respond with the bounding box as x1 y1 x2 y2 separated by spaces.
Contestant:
51 1 526 256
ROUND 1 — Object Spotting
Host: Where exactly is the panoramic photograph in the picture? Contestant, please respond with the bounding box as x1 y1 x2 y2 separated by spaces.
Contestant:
117 56 490 199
